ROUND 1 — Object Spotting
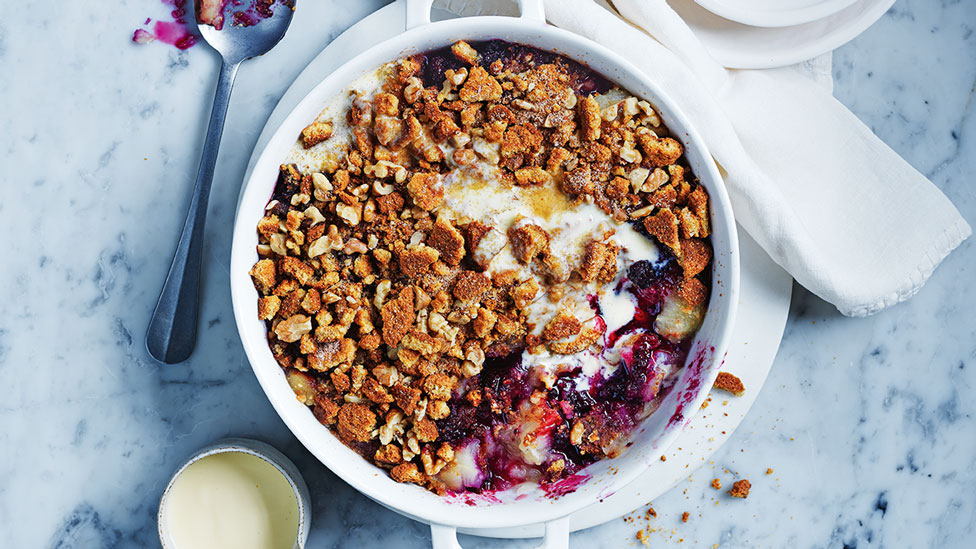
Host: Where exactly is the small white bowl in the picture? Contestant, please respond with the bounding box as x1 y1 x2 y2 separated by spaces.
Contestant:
157 438 311 549
693 0 859 28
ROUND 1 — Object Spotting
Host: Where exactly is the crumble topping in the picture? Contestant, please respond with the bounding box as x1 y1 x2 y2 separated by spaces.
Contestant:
253 40 714 494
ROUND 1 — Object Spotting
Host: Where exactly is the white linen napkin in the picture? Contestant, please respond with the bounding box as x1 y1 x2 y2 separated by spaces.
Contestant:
434 0 971 316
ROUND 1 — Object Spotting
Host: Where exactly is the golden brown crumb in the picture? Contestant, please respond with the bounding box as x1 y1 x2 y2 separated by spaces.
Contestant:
687 186 710 237
648 185 678 210
514 166 551 186
257 295 281 320
374 444 402 465
459 66 502 102
637 134 682 167
729 479 751 498
390 462 427 484
413 417 440 442
451 40 479 65
301 121 333 148
643 208 680 252
256 215 280 239
681 512 689 523
541 310 582 342
336 403 377 442
399 246 440 278
392 383 422 415
660 455 667 462
578 240 619 283
766 468 774 475
402 330 441 356
711 478 722 490
677 207 702 239
472 308 497 338
280 256 314 285
406 173 444 211
714 371 746 397
380 287 414 346
249 259 276 293
578 95 601 141
548 327 602 355
501 123 544 160
423 373 456 401
427 217 466 266
677 277 707 307
508 223 550 263
678 238 712 278
453 270 491 301
373 92 399 116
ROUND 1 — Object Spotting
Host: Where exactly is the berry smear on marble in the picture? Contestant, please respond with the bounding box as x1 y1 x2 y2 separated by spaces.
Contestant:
132 0 293 50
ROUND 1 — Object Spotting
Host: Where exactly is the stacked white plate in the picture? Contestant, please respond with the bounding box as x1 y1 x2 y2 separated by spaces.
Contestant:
673 0 895 68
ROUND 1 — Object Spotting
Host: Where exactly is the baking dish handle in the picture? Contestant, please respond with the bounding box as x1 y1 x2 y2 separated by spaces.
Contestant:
430 517 570 549
406 0 547 30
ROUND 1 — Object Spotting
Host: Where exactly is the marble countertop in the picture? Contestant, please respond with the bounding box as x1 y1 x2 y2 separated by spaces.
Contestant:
2 0 974 547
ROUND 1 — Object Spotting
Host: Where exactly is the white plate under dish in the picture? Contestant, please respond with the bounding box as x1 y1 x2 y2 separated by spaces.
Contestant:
693 0 858 28
240 0 792 541
671 0 895 68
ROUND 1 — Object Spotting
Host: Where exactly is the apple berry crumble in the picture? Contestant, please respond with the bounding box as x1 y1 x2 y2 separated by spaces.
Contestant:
249 40 713 495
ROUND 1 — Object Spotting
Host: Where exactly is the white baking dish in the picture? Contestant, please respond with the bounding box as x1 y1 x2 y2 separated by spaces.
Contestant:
230 0 739 546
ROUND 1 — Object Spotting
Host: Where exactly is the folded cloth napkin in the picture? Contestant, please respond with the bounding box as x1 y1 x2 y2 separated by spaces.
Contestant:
434 0 971 316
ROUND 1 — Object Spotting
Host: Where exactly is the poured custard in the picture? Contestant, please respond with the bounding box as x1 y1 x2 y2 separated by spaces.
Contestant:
162 452 299 549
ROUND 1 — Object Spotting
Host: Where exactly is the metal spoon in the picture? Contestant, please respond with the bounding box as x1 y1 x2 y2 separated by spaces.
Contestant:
147 2 296 364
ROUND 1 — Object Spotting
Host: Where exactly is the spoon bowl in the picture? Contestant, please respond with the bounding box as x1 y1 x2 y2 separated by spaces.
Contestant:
198 1 296 62
147 1 296 364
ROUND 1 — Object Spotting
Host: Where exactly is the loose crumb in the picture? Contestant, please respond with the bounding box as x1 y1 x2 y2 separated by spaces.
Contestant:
711 478 722 490
660 455 667 462
646 506 657 519
729 479 751 498
681 511 690 523
765 468 774 475
714 371 745 396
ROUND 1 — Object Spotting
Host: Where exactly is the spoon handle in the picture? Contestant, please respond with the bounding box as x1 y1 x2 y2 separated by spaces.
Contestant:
147 60 241 364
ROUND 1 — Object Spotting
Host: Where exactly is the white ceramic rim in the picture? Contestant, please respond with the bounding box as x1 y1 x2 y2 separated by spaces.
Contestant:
157 437 311 548
692 0 858 28
674 0 895 69
230 1 739 533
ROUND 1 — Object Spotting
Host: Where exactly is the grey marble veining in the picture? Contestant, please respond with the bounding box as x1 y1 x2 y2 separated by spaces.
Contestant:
1 0 974 547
